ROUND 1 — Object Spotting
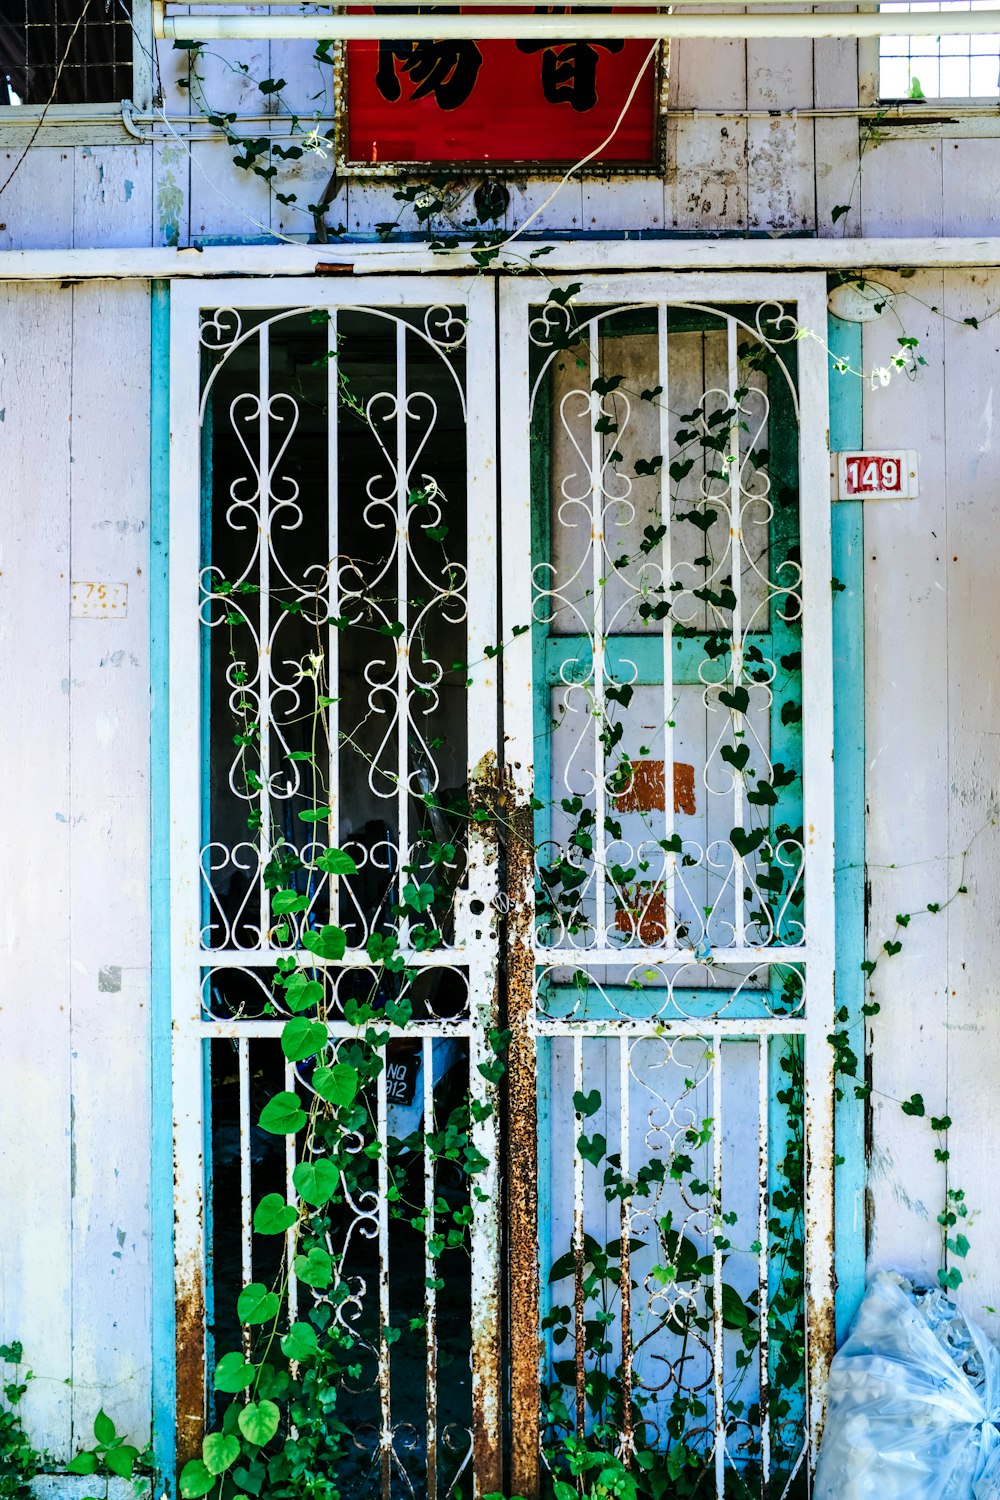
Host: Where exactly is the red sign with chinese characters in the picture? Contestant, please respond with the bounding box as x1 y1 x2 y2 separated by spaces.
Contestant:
344 12 658 168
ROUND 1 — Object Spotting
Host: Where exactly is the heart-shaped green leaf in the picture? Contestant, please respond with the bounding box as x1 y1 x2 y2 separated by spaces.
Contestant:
292 1158 339 1207
259 1091 306 1135
281 1017 328 1062
720 743 750 772
213 1351 256 1393
272 889 308 915
572 1089 601 1119
301 924 347 962
283 975 324 1013
316 847 358 876
237 1399 280 1448
730 826 766 858
577 1132 607 1166
294 1246 333 1288
202 1433 241 1477
179 1460 216 1499
252 1194 297 1236
280 1322 319 1362
237 1283 281 1326
718 686 750 714
298 807 332 823
313 1062 359 1107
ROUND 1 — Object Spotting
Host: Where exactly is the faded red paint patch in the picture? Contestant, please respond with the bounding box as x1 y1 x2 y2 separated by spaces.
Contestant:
614 759 696 816
615 886 668 945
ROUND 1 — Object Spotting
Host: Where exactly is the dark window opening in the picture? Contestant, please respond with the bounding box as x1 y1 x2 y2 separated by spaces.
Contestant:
0 0 133 106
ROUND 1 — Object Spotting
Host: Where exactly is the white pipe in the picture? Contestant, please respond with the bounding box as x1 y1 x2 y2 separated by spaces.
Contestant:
159 9 1000 39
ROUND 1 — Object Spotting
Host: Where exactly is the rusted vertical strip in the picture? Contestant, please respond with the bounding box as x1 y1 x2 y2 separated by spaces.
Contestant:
619 1204 633 1462
175 1262 207 1467
572 1034 586 1443
618 1036 633 1464
506 790 541 1498
423 1036 438 1500
468 754 503 1497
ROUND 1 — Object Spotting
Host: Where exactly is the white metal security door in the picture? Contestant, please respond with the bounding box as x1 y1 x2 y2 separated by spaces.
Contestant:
168 279 505 1493
168 272 835 1500
498 274 835 1499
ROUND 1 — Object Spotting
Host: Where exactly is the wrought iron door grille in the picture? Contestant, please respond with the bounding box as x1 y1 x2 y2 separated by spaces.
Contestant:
168 273 834 1500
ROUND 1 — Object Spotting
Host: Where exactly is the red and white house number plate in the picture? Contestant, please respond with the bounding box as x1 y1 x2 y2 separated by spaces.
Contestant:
832 449 919 500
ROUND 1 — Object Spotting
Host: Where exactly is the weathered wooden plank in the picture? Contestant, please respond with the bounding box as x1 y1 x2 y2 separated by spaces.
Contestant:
152 36 192 248
746 38 815 230
0 147 75 249
67 282 153 1449
940 267 1000 1330
863 272 950 1282
581 172 665 233
860 137 945 236
0 283 75 1457
813 32 861 236
942 139 1000 239
667 39 747 230
73 145 153 250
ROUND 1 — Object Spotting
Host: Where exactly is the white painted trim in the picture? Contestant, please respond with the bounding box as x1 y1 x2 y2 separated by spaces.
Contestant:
4 240 1000 282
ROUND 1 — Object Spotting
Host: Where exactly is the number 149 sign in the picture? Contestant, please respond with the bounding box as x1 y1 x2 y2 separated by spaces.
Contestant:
834 450 919 500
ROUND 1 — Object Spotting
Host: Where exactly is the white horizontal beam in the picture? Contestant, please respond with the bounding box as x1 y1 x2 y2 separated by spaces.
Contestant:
159 7 1000 39
3 240 1000 281
169 0 942 7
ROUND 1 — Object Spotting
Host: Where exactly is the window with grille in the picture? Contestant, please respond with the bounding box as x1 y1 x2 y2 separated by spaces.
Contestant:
0 0 134 106
879 0 1000 98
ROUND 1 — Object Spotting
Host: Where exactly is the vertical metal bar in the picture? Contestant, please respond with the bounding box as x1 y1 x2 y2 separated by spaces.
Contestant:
657 305 676 946
464 279 504 1497
283 1061 298 1329
377 1054 392 1497
326 312 341 926
395 320 410 911
758 1037 771 1491
573 1033 586 1439
713 1042 725 1499
239 1038 253 1354
588 322 608 947
726 318 745 948
257 324 272 942
618 1036 633 1461
423 1037 438 1500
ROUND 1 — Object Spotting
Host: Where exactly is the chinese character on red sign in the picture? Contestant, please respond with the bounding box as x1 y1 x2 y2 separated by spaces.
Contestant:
835 450 919 500
343 12 660 169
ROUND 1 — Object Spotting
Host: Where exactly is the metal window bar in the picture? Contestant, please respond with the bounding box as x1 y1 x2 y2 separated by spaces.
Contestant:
880 0 1000 96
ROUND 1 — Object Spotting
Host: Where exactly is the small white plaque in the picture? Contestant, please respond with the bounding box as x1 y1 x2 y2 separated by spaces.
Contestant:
71 581 128 618
832 450 919 501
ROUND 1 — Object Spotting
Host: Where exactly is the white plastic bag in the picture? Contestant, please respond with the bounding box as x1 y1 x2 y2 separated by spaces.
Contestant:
814 1271 1000 1499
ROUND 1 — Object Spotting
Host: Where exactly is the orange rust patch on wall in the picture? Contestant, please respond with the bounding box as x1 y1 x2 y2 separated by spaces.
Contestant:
615 760 696 816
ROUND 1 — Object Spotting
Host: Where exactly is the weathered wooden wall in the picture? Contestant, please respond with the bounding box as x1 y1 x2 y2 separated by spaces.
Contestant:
0 282 152 1457
2 25 1000 1466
